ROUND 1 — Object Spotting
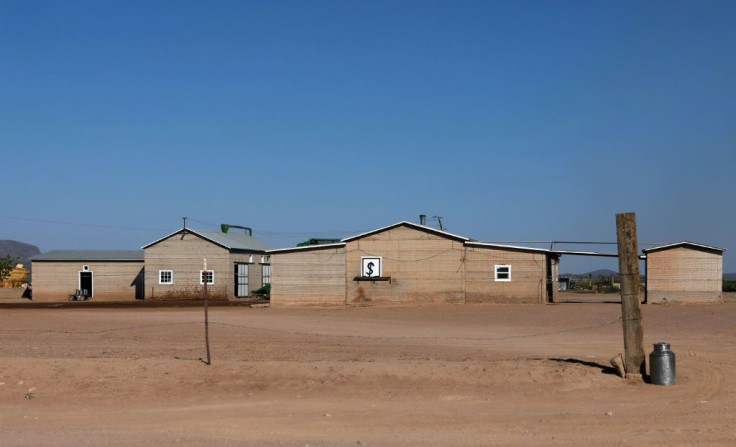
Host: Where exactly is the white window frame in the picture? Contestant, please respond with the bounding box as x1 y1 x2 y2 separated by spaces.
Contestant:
200 270 215 285
159 269 173 285
361 256 382 278
494 265 511 282
261 264 271 286
235 263 249 297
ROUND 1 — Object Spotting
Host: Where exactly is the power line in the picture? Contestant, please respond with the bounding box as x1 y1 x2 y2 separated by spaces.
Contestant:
484 241 668 246
0 215 365 240
0 215 168 232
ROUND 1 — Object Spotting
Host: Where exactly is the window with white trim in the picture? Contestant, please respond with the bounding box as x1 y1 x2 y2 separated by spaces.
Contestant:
159 270 173 285
235 263 248 297
262 264 271 286
494 265 511 282
200 270 215 285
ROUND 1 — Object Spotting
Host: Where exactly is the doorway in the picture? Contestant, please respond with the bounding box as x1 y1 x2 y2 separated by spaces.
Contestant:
234 263 249 297
79 271 93 298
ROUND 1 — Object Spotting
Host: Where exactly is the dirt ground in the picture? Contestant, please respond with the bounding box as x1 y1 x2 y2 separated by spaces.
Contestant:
1 292 735 446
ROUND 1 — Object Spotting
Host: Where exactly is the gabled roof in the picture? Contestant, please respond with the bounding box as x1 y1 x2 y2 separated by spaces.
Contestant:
268 242 347 254
142 228 275 252
31 250 144 262
341 221 470 243
642 241 725 255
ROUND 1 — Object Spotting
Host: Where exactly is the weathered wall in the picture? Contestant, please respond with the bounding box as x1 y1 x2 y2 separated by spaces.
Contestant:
144 233 232 299
31 261 143 302
465 246 548 304
646 247 723 304
345 226 465 305
270 246 347 306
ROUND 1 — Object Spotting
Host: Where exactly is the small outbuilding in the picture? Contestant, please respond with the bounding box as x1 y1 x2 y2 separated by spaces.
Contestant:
142 227 275 300
643 242 725 304
31 250 144 301
269 221 559 306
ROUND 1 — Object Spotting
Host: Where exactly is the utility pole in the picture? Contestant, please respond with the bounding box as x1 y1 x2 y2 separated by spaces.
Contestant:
616 213 645 375
202 258 211 365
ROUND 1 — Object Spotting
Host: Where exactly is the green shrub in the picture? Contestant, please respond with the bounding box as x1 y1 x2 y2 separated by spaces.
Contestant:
252 283 271 298
724 280 736 292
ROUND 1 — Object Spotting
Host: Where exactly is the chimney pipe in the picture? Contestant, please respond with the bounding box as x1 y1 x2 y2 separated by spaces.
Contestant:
419 214 427 226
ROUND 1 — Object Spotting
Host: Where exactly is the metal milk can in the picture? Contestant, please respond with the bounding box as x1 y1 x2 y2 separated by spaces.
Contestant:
649 342 676 386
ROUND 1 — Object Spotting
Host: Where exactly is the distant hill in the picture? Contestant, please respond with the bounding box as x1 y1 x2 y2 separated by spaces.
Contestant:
724 273 736 281
562 269 619 278
0 240 41 272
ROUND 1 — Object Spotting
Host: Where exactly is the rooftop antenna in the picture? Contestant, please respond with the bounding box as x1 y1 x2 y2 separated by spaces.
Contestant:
432 216 445 231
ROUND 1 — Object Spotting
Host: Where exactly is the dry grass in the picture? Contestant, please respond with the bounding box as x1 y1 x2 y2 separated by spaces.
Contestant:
152 286 229 301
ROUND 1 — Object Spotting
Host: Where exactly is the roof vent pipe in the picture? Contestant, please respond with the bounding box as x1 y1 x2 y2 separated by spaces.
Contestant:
419 214 427 226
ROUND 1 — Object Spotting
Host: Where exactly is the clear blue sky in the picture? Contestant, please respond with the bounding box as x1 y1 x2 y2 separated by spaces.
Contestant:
2 0 734 273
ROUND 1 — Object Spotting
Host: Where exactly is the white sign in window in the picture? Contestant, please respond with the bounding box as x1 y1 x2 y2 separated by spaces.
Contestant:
361 257 382 278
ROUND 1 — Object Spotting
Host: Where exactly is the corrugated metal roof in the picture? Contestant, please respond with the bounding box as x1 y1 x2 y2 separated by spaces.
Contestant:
342 221 470 243
465 241 551 254
642 241 725 254
142 228 275 252
550 249 620 258
31 250 144 262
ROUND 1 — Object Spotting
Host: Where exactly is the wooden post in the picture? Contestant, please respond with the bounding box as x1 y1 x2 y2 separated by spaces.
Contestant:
616 213 645 375
203 258 211 365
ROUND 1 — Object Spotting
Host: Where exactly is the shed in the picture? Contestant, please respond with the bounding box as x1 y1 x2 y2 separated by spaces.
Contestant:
142 227 275 300
643 242 725 304
31 250 144 302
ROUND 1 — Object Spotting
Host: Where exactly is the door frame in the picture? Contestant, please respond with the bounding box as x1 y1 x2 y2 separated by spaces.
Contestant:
234 262 249 298
78 269 93 298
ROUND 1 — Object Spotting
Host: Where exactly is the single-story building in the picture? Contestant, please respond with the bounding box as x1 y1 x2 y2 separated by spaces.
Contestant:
643 242 725 304
142 227 275 300
30 250 145 302
29 226 274 302
269 221 559 306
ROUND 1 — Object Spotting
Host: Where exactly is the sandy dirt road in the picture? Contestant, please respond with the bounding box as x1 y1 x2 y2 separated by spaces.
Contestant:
1 295 735 446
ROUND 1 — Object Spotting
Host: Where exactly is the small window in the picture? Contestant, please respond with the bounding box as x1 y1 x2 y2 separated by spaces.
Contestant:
262 264 271 286
495 265 511 282
159 270 173 284
200 270 215 285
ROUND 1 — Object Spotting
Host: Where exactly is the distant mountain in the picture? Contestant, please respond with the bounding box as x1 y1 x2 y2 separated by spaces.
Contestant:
561 269 619 278
724 273 736 281
0 240 41 271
